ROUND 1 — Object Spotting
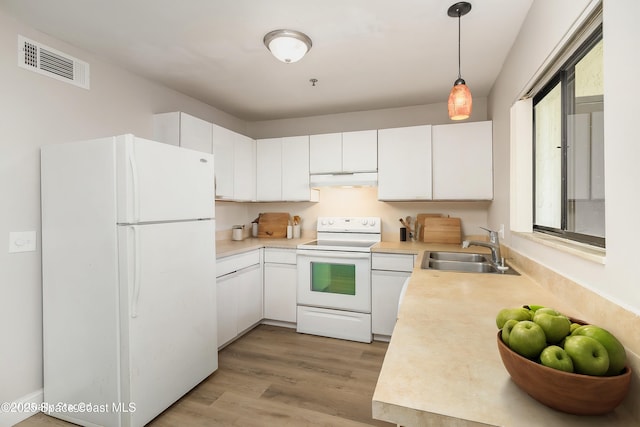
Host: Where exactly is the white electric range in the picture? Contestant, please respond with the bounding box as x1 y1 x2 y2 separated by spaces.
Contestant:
296 217 381 343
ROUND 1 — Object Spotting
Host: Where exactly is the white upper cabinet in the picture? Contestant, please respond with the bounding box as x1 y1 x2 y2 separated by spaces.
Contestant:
209 121 256 202
154 112 252 201
153 111 212 153
256 138 282 201
431 121 493 200
256 136 312 201
282 136 312 201
342 130 378 172
309 133 342 174
233 133 256 202
211 123 236 200
378 125 432 201
309 130 377 174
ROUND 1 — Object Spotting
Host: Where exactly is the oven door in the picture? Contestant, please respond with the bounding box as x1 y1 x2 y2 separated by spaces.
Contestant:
296 249 371 313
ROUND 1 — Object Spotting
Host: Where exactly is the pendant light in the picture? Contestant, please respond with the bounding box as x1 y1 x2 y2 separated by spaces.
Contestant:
447 2 472 120
264 29 312 63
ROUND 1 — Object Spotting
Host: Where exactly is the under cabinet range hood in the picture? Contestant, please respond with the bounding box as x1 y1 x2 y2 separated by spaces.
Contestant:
309 172 378 188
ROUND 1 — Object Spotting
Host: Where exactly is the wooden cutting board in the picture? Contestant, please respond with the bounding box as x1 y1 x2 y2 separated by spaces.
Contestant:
416 213 443 241
423 217 462 244
257 212 290 238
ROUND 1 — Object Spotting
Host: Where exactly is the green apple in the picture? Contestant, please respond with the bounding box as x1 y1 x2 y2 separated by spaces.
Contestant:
508 320 547 359
533 308 571 344
569 322 581 334
523 304 546 312
501 319 519 344
571 325 627 376
496 307 531 329
563 335 609 376
540 345 574 373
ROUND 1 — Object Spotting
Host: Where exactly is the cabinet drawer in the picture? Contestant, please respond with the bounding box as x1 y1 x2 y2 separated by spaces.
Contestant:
217 250 261 277
264 248 297 265
371 253 415 272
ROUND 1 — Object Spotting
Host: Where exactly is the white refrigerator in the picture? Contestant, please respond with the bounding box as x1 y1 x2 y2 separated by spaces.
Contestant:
40 134 218 427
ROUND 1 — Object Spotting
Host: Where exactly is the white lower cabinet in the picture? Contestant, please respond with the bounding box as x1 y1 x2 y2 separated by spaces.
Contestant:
263 248 297 323
216 250 262 348
236 263 263 333
216 272 238 348
371 253 415 338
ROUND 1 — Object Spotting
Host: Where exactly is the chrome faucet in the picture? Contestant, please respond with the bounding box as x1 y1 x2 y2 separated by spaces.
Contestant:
462 227 502 266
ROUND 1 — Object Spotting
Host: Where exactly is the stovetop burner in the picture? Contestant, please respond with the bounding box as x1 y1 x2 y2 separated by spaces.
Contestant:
297 216 381 252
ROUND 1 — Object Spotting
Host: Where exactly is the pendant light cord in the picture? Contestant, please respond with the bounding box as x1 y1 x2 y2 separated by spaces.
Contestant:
457 10 461 80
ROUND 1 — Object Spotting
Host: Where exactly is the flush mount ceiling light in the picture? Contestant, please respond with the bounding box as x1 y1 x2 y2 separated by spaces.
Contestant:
263 29 312 63
447 2 473 120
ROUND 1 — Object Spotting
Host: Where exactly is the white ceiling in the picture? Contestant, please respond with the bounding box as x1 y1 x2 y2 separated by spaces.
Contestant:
1 0 533 121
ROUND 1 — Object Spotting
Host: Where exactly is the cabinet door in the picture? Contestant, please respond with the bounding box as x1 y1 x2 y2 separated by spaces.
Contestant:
378 125 432 200
233 133 256 201
236 264 263 334
432 121 493 200
264 263 297 322
179 113 213 153
309 133 342 173
152 112 212 153
216 273 238 348
342 130 377 172
256 138 283 201
152 112 181 146
211 123 235 200
371 270 410 336
282 136 310 201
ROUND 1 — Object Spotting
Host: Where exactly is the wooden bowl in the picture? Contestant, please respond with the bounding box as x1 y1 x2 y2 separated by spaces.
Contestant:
497 331 632 415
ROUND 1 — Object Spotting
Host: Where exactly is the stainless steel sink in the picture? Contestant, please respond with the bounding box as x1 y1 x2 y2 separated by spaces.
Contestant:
427 251 489 263
421 251 519 275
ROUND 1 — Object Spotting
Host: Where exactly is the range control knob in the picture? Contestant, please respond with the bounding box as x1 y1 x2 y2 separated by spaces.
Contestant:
328 219 334 225
361 218 369 225
369 218 377 226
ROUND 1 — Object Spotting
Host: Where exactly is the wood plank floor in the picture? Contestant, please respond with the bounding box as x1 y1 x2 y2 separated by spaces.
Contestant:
17 325 393 426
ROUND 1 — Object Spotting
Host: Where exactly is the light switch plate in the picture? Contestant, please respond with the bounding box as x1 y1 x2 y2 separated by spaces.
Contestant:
9 231 37 253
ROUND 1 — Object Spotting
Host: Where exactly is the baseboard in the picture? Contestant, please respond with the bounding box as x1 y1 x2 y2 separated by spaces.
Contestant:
0 389 43 427
260 319 296 329
373 334 391 343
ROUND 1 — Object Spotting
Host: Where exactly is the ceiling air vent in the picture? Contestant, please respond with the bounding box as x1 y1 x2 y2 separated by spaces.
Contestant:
18 35 90 89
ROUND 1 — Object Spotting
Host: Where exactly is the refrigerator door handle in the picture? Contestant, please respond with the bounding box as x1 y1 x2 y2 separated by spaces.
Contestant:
131 225 142 318
128 141 140 222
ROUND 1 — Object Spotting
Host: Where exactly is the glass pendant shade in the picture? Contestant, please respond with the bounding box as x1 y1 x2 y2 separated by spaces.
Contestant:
447 2 472 120
448 79 473 120
264 30 312 63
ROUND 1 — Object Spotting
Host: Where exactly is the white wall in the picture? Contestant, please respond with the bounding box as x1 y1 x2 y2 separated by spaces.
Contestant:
0 8 244 411
246 99 487 138
488 0 640 314
242 187 490 242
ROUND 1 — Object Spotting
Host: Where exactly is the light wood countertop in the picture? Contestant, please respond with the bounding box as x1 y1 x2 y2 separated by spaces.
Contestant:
216 237 311 258
370 242 636 426
214 239 636 425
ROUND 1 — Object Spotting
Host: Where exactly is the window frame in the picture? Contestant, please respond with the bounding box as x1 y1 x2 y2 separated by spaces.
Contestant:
532 25 604 248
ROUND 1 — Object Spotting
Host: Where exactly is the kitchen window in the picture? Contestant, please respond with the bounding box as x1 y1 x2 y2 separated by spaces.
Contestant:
533 25 604 248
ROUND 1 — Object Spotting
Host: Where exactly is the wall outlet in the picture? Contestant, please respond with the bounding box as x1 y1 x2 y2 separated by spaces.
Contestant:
9 231 37 253
499 224 505 239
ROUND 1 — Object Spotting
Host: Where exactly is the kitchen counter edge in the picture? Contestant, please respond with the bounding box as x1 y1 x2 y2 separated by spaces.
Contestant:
216 237 312 258
370 242 637 427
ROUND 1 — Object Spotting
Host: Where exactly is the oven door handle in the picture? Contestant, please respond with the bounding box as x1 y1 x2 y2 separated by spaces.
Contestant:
296 250 372 260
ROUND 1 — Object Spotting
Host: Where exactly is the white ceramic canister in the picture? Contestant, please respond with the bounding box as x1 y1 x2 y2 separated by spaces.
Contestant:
232 225 244 241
